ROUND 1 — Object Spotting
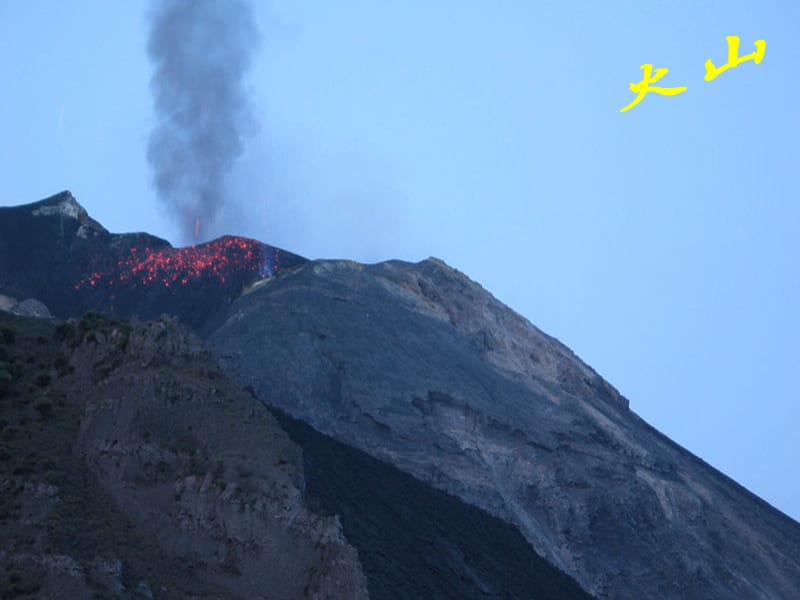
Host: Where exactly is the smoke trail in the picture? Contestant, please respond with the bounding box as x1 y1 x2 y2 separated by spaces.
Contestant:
147 0 259 242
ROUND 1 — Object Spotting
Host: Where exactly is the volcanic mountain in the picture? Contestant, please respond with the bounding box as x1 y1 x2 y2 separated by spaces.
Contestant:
0 191 305 330
2 191 799 599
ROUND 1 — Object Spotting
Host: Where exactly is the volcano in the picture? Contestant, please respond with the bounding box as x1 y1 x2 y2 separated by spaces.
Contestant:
2 191 799 599
0 191 306 330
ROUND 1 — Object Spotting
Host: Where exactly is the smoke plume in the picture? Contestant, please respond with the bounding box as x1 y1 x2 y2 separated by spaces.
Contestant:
147 0 259 242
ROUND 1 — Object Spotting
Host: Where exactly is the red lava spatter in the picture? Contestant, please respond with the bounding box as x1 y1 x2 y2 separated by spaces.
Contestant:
75 237 280 291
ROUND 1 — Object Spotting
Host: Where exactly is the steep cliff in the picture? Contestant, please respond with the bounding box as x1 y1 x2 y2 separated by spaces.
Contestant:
0 311 367 599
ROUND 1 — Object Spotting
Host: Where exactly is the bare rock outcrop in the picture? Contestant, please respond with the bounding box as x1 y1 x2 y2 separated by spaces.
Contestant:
0 311 368 599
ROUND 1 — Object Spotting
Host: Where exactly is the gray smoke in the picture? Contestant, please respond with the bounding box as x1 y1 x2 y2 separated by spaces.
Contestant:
147 0 259 242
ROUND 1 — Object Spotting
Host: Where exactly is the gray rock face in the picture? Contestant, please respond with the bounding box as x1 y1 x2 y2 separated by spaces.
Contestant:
75 318 368 600
29 190 108 238
208 257 800 599
0 311 368 599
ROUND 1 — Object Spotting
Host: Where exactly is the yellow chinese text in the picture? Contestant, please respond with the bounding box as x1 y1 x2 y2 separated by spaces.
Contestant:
704 36 766 82
620 64 688 113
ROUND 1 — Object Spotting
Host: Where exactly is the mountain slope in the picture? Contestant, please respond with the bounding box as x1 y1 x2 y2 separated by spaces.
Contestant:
0 311 367 599
0 192 599 598
207 257 800 599
273 409 591 600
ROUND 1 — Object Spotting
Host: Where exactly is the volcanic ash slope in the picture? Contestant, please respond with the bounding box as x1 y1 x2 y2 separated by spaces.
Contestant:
207 257 800 599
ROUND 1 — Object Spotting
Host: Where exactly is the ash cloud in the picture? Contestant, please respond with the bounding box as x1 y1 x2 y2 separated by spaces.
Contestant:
147 0 259 243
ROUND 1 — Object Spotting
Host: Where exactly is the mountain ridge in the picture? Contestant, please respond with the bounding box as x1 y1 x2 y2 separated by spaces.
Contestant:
0 191 307 330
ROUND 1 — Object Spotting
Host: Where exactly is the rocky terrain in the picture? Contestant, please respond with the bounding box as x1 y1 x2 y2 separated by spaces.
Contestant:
208 257 800 599
0 192 591 598
273 409 590 600
0 311 368 599
2 190 800 599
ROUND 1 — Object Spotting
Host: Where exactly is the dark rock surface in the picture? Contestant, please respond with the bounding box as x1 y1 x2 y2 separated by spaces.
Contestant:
0 311 367 599
273 408 592 600
208 258 800 599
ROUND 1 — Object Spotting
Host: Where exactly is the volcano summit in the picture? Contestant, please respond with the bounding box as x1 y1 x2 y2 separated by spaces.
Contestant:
0 191 305 330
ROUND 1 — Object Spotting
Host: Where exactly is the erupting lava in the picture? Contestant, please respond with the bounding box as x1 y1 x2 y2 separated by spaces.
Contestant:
75 236 281 292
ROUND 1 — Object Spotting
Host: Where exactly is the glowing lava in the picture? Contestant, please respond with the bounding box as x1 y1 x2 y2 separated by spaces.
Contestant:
75 236 281 291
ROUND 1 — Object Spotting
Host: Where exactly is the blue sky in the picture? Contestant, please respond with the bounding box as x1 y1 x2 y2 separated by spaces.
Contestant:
1 1 798 521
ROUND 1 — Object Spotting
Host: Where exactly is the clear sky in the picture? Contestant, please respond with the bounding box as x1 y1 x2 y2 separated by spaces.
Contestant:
1 2 798 521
